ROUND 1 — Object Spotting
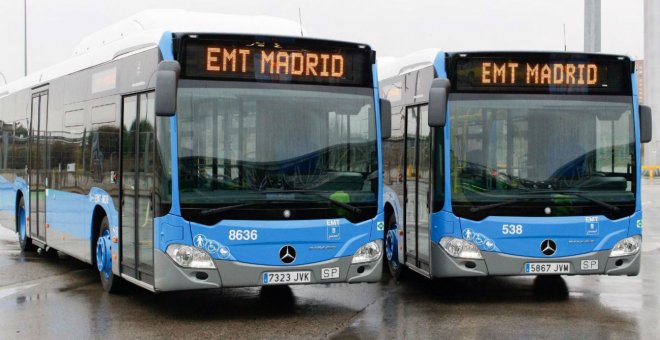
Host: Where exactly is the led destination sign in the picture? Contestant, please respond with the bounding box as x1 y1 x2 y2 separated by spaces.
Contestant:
206 48 345 78
181 35 372 86
452 53 631 95
481 62 598 86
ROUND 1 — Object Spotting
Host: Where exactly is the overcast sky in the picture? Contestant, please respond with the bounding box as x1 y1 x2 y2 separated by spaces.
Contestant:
0 0 644 84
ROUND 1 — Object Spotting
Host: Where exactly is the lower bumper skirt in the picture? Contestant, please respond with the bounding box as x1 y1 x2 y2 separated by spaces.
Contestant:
430 243 640 278
153 250 382 292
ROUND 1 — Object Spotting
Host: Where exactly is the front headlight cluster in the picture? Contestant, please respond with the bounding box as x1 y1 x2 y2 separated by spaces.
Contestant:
166 244 216 269
609 235 642 257
352 240 382 264
439 237 483 259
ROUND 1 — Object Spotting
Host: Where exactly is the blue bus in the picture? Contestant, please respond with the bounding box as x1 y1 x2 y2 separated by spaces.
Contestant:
380 50 652 279
0 11 387 292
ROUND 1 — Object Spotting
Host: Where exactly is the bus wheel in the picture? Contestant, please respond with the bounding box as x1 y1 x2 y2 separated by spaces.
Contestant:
385 214 404 279
96 216 125 293
17 197 34 252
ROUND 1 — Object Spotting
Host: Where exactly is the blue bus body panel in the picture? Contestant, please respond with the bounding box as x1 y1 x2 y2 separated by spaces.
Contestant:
433 52 447 78
186 218 375 265
431 211 462 242
373 63 385 218
154 214 193 250
45 188 117 239
46 189 95 239
0 176 27 230
630 56 643 243
631 57 643 213
0 176 13 219
159 31 181 217
155 215 381 266
456 215 629 258
45 187 118 262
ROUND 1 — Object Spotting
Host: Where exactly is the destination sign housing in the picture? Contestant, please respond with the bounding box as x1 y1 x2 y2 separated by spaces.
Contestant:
179 34 373 86
450 52 631 95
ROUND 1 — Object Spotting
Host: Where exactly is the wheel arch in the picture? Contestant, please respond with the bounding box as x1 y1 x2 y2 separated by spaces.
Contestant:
382 185 403 227
90 205 108 266
384 202 395 228
15 190 26 233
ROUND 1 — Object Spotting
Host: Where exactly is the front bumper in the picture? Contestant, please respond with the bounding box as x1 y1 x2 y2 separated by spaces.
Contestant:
153 250 382 292
430 243 640 278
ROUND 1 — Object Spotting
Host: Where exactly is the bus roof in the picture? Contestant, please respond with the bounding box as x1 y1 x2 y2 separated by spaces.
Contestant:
378 48 442 80
0 9 304 98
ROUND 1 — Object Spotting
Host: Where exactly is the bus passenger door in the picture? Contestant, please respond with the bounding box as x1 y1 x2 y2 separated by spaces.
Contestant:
120 92 155 285
28 91 48 243
404 106 418 267
404 105 431 269
417 105 431 265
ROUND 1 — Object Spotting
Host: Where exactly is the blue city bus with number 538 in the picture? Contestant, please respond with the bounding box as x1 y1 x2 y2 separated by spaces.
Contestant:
379 50 652 279
0 11 388 292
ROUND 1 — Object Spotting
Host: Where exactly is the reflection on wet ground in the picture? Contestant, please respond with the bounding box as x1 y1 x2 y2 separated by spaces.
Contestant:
0 181 658 339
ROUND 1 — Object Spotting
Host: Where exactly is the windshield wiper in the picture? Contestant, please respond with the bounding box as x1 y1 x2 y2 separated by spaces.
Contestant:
469 197 531 213
260 190 363 215
468 190 620 214
200 199 300 216
537 190 620 212
200 202 261 216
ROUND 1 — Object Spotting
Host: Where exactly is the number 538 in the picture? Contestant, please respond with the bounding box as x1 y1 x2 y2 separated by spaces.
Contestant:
502 224 523 235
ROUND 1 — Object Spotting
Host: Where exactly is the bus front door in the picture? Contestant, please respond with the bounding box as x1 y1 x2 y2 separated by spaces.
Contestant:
28 90 48 244
404 105 431 271
120 93 155 285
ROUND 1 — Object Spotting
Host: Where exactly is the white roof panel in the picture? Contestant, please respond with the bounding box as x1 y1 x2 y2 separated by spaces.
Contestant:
1 9 305 97
378 48 442 80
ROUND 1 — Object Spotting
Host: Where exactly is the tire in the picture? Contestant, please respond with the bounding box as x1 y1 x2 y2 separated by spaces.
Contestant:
96 216 125 293
384 214 404 279
17 197 34 252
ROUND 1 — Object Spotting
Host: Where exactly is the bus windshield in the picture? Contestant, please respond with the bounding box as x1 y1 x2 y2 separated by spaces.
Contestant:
449 94 635 220
176 80 378 221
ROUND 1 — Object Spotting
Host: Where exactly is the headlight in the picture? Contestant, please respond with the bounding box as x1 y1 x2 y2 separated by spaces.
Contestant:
439 237 483 259
166 244 216 269
609 235 642 257
352 240 382 264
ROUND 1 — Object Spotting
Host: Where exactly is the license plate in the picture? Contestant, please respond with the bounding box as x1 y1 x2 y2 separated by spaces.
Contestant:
263 271 311 285
524 262 571 274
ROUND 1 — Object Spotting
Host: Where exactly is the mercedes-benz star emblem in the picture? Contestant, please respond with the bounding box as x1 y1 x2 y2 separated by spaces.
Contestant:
279 245 296 264
540 239 557 256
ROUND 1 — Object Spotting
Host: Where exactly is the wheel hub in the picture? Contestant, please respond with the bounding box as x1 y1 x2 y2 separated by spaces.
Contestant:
96 230 112 279
386 226 398 262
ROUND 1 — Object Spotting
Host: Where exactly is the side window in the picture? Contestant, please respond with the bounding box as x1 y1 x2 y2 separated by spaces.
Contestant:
595 109 633 174
12 120 29 171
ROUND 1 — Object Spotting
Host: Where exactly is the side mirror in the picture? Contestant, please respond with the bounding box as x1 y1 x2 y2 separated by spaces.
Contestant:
428 78 450 127
380 99 392 140
155 61 181 117
640 105 652 144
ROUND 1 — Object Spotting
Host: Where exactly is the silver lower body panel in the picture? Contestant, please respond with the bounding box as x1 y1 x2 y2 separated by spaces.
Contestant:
430 243 640 278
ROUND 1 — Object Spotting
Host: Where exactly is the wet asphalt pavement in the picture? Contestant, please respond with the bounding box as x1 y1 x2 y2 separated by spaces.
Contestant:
0 182 659 339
